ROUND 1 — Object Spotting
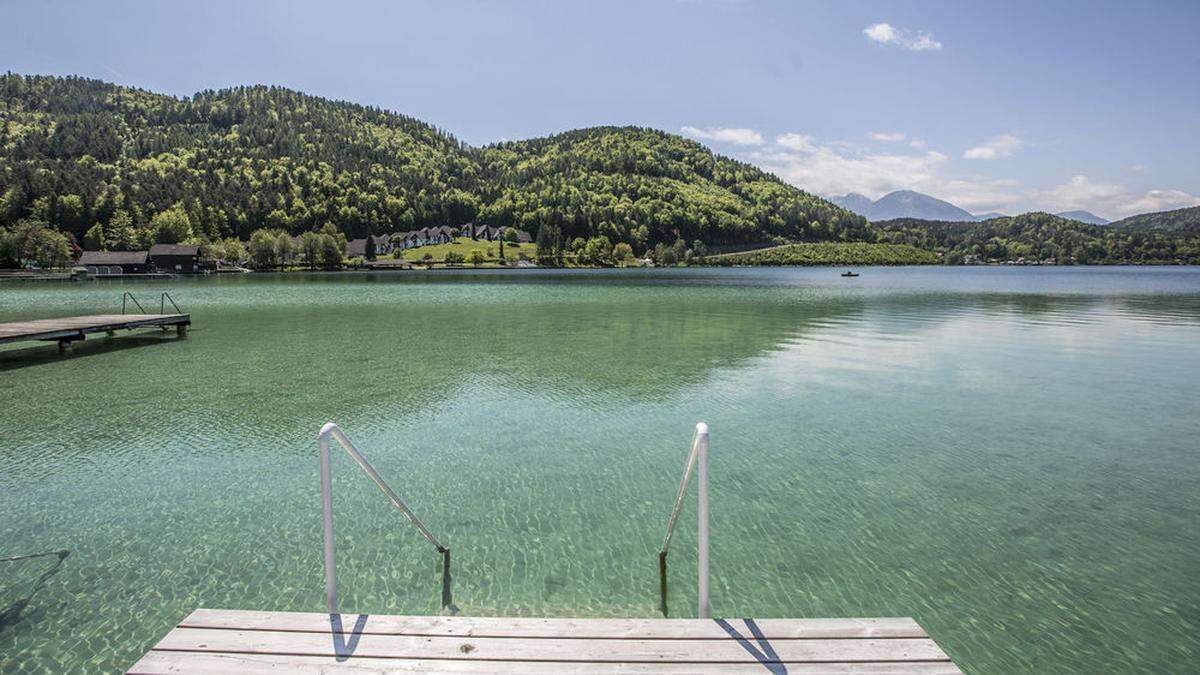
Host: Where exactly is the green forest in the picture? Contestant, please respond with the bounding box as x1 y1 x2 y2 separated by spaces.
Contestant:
2 73 1197 269
1107 206 1200 232
0 73 867 264
875 212 1200 264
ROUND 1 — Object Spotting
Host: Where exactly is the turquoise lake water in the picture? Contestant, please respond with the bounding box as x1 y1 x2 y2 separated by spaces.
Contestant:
0 267 1198 672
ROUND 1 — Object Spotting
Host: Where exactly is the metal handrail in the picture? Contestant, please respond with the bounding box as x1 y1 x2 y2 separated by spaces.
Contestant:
658 422 710 618
160 292 182 314
318 422 449 614
121 292 147 315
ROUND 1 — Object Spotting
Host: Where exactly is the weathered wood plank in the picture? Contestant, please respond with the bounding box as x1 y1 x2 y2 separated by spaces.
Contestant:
150 628 950 663
130 650 963 674
180 609 928 639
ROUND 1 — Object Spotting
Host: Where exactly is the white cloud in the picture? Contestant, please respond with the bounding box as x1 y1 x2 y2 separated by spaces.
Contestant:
1119 189 1200 216
870 132 906 142
863 23 943 51
752 143 948 202
1128 164 1148 173
775 133 815 152
963 134 1022 160
680 125 764 146
1034 175 1200 219
709 129 1194 219
1036 175 1125 205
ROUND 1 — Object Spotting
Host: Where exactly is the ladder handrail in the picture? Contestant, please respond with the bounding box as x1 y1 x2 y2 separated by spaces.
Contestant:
660 425 702 555
318 422 448 614
121 292 147 315
160 292 182 314
657 422 710 618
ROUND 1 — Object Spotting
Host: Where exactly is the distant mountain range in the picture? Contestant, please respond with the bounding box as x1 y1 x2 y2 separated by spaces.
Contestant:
830 190 1110 225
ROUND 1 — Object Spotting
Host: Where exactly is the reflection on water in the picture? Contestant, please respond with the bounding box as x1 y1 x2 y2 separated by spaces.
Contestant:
0 267 1198 673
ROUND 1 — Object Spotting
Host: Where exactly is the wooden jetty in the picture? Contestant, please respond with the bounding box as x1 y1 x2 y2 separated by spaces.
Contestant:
0 313 190 351
128 609 960 673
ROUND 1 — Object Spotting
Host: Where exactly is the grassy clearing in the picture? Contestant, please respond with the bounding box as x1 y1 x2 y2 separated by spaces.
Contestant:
397 237 538 265
706 242 940 266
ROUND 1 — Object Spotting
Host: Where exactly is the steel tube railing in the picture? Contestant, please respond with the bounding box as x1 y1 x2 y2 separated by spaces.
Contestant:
318 422 447 614
658 422 710 618
160 292 182 314
121 291 146 315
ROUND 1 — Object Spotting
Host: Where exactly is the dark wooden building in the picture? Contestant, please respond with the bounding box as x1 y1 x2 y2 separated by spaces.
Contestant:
77 251 151 274
149 244 201 274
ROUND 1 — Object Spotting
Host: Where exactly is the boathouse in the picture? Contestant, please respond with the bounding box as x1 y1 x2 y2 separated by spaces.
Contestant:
149 244 201 274
77 250 151 274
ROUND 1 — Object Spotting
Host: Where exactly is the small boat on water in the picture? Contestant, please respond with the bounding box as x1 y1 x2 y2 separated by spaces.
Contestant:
841 270 859 277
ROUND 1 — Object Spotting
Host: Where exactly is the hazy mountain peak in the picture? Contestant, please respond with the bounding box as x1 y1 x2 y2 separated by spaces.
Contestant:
1055 210 1110 225
830 193 874 214
833 189 977 222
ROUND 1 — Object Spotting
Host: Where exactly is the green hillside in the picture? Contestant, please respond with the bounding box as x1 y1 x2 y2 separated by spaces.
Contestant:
477 127 870 247
876 212 1200 264
1107 205 1200 232
0 73 865 252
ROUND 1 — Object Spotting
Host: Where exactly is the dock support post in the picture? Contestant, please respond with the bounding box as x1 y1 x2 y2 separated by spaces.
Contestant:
176 323 187 338
319 426 338 614
696 423 710 619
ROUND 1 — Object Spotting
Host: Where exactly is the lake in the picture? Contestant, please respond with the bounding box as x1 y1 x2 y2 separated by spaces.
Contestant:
1 267 1198 673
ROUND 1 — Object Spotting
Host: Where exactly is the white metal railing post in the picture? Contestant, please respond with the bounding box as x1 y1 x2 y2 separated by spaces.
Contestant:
658 422 710 618
318 421 448 615
319 423 339 613
696 422 710 618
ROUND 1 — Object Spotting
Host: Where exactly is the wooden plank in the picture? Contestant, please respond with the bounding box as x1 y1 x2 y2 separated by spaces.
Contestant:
130 650 963 674
180 609 928 639
149 628 951 663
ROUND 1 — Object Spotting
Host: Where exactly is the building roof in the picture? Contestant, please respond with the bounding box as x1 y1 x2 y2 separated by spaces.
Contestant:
149 244 200 257
515 230 533 243
346 238 368 256
78 250 149 265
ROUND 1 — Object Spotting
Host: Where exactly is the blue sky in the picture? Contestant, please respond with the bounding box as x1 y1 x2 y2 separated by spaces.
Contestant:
3 0 1198 219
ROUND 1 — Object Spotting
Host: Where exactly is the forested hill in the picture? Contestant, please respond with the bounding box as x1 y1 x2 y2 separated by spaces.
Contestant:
1107 206 1200 232
0 73 865 248
477 127 870 246
875 212 1200 264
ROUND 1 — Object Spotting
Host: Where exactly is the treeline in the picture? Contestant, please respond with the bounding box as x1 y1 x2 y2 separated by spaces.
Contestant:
0 73 865 258
875 212 1200 264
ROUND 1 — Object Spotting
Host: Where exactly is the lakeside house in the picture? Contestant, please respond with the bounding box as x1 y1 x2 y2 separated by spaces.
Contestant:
149 244 202 273
346 235 394 259
77 250 151 274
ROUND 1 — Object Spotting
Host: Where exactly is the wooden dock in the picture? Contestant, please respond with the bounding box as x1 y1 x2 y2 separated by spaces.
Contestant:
128 609 960 673
0 314 190 350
